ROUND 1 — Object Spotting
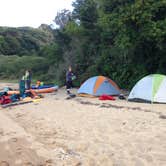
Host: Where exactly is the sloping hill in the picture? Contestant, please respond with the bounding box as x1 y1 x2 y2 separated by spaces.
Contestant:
0 25 54 55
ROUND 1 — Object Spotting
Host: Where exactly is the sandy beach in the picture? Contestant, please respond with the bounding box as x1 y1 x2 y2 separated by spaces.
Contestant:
0 84 166 166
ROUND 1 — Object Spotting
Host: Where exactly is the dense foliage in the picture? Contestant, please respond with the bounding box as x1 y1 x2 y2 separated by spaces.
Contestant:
54 0 166 88
0 0 166 89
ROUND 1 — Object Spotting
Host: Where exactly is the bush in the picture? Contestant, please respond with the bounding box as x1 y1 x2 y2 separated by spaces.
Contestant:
0 55 49 80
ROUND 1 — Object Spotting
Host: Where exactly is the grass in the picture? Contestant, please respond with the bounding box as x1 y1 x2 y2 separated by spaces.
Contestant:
0 79 18 83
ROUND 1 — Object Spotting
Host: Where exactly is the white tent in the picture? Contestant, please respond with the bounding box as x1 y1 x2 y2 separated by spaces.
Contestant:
128 74 166 103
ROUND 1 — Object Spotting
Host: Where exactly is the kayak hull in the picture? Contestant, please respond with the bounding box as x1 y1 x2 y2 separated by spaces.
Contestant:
31 85 55 89
7 86 58 95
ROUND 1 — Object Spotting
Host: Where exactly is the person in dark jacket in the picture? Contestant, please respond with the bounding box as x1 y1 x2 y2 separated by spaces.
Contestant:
66 66 75 94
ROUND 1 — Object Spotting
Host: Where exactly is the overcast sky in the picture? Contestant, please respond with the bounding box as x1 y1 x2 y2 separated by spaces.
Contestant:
0 0 74 28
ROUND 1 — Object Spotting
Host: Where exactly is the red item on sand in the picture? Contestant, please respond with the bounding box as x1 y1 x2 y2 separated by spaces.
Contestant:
0 95 12 105
99 94 116 100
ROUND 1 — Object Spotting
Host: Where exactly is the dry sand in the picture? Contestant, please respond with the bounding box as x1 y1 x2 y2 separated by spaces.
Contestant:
0 84 166 166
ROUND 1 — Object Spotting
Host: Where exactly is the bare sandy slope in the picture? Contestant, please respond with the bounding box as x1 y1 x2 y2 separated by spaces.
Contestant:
0 86 166 166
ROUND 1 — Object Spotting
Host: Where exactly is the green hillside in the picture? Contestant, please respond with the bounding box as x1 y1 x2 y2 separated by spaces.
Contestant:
0 25 54 55
0 25 56 82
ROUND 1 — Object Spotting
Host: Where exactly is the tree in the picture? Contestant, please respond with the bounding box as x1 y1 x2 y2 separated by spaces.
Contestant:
72 0 98 29
54 9 72 29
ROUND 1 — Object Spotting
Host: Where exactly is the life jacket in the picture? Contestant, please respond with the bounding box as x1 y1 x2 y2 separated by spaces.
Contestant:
0 95 12 105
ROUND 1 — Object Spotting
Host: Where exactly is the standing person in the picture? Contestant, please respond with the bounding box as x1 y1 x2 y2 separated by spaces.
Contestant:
19 75 26 98
66 66 75 94
25 70 32 90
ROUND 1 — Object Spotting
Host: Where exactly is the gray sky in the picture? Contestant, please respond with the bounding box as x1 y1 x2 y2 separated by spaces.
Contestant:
0 0 74 28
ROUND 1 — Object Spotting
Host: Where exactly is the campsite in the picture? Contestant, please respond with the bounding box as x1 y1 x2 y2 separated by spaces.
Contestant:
0 0 166 165
0 77 166 165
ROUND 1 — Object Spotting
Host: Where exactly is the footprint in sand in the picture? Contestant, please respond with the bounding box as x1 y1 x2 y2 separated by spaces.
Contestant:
0 161 9 166
16 113 24 118
22 162 34 166
16 147 22 155
45 159 53 164
10 137 18 142
0 129 4 136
